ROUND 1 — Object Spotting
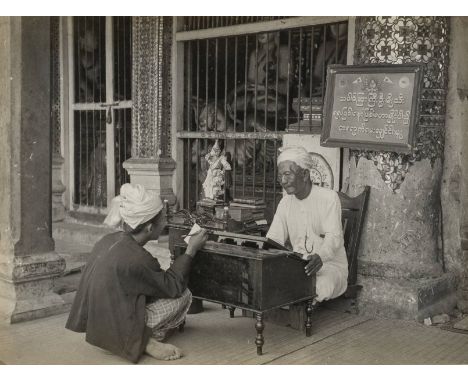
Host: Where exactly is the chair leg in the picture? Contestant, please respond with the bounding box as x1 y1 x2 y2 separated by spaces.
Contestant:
305 299 314 337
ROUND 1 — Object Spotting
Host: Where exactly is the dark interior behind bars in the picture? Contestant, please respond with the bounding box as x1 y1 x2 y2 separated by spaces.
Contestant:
182 22 348 220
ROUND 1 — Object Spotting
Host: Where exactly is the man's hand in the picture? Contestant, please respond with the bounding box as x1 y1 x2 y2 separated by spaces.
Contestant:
304 254 323 276
185 228 209 257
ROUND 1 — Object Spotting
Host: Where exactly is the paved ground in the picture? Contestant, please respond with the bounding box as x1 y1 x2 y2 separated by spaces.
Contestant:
1 301 468 365
2 228 465 367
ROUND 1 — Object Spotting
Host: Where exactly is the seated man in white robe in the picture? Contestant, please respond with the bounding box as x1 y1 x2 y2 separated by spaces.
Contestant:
266 146 348 302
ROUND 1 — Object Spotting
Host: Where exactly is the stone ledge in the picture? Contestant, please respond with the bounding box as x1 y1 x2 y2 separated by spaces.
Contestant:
0 252 65 284
0 251 68 324
123 157 176 205
357 272 457 321
6 296 71 324
359 260 443 279
0 277 69 324
123 156 176 170
53 220 116 249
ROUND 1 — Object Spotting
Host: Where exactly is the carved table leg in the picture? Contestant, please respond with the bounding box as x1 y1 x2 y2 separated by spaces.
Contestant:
305 299 314 337
255 312 265 355
228 306 235 318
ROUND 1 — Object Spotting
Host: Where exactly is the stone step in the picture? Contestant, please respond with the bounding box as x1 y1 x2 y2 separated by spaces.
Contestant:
56 251 88 274
53 220 170 256
52 220 173 307
53 272 83 295
51 221 173 316
53 220 116 248
453 316 468 331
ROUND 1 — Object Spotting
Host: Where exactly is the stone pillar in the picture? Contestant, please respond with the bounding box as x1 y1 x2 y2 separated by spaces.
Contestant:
442 17 468 313
0 17 66 323
123 16 176 204
51 16 66 222
350 17 456 320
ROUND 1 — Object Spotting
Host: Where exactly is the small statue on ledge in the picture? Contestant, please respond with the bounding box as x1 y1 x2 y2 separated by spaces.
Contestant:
202 139 232 201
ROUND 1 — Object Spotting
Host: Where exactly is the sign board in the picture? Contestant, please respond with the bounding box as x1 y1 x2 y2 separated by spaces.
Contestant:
321 64 423 153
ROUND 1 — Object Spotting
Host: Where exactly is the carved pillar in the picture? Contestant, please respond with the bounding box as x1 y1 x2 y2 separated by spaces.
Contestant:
0 17 66 323
442 17 468 313
123 16 176 204
51 16 66 222
350 17 456 320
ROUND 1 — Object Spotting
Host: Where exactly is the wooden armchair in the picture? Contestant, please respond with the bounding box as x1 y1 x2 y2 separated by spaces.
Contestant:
339 185 371 298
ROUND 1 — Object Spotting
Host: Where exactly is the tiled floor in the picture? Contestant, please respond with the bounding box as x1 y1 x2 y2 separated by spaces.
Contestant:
1 301 467 365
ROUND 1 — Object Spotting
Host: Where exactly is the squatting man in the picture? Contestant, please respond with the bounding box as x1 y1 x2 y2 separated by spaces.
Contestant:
267 146 348 303
66 183 208 363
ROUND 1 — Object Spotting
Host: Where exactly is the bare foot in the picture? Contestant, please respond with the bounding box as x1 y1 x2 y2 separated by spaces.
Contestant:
145 338 182 361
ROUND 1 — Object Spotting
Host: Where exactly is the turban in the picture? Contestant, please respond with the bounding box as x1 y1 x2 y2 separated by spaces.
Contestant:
104 183 163 229
277 146 313 170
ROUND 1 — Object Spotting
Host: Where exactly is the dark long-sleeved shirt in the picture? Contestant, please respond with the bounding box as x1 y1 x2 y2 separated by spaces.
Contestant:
65 231 192 363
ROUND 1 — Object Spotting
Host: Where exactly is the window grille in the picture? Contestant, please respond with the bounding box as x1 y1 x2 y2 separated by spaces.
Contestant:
180 20 348 221
71 16 132 211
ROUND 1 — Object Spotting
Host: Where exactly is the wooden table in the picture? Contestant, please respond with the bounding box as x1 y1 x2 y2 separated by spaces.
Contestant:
172 237 316 355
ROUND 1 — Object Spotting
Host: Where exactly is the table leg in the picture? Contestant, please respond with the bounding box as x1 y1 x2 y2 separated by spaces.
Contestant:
187 299 204 314
228 306 235 318
255 312 264 355
305 299 314 337
178 319 186 332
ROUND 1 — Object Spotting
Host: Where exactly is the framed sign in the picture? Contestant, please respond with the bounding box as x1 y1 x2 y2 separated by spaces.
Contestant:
321 64 423 153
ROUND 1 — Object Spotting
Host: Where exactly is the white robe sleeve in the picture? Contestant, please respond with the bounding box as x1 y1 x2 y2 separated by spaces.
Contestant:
314 192 344 263
266 198 289 246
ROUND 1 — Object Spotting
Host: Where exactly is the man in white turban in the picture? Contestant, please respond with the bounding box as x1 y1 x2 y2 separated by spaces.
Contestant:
266 146 348 303
66 183 208 363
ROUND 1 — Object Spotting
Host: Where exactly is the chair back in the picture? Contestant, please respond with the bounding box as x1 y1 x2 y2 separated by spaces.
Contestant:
337 186 370 291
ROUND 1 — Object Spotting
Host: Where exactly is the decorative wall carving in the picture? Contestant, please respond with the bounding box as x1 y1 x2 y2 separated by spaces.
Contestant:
161 17 173 157
353 16 449 191
51 16 66 221
132 16 173 159
51 16 61 156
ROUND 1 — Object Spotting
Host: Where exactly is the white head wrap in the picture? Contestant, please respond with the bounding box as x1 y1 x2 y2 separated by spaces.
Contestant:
104 183 163 229
277 146 313 170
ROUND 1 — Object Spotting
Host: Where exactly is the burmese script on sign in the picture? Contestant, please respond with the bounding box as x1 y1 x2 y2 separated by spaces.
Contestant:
328 72 415 144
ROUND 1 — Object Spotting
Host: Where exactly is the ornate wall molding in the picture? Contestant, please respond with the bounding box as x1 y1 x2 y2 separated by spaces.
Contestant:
132 16 173 159
51 16 61 156
50 16 66 221
353 17 449 191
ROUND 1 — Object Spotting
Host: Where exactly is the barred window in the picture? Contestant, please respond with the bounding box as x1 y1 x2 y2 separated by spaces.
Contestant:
71 16 132 213
179 18 348 221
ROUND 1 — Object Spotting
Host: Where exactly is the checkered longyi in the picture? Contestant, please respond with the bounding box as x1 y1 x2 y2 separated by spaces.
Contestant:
145 289 192 341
